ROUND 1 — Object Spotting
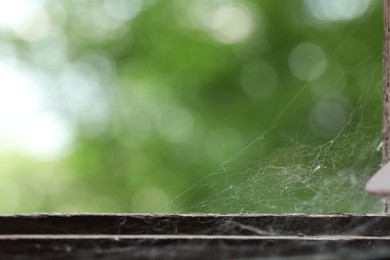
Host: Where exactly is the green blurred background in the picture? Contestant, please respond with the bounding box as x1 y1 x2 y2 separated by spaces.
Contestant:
0 0 384 213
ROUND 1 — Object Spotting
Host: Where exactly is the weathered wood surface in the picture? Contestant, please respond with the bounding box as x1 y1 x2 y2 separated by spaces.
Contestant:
2 234 390 259
381 0 390 213
0 213 390 236
383 0 390 163
1 214 390 259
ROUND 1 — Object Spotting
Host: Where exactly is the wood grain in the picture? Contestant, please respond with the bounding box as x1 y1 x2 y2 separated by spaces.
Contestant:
0 214 390 259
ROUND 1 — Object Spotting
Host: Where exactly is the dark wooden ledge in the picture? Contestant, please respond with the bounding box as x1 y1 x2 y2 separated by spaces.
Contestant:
1 214 390 259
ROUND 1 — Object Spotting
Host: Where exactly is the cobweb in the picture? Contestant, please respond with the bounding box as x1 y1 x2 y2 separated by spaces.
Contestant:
160 51 383 214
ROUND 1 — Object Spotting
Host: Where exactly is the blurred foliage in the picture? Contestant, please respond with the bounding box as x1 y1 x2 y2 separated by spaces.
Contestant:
0 0 384 213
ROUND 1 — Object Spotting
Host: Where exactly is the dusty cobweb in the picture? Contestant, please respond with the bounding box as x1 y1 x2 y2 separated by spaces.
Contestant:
159 48 383 214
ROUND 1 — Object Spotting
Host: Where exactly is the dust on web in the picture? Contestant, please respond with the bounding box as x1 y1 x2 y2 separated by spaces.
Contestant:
160 4 383 214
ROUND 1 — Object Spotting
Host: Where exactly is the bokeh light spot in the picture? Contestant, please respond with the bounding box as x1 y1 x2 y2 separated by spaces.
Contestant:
0 61 72 159
305 0 371 22
102 0 142 22
310 97 350 138
157 105 194 144
288 42 327 81
240 60 278 99
189 0 257 44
